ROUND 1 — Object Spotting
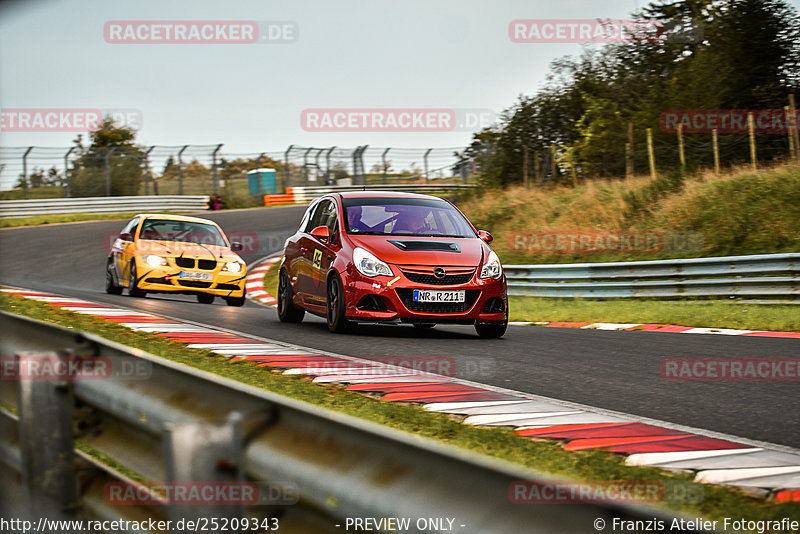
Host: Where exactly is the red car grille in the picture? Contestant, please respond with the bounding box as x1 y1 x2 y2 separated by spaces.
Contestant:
399 266 476 286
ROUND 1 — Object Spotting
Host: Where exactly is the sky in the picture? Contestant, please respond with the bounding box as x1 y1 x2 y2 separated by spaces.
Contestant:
1 0 798 187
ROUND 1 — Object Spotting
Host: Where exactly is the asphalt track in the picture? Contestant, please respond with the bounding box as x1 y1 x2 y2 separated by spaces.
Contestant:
0 206 797 449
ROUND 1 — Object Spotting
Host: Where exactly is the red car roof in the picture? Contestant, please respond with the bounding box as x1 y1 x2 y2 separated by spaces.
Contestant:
336 190 447 200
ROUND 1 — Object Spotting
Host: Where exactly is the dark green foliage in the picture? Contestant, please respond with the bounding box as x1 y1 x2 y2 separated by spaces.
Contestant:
473 0 800 186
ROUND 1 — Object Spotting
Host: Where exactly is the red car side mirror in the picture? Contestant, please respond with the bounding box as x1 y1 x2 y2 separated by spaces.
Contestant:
478 230 493 243
119 232 133 242
231 242 243 251
310 225 330 243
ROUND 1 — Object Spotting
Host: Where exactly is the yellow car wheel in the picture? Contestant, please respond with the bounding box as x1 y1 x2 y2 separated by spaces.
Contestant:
197 293 215 304
128 263 147 298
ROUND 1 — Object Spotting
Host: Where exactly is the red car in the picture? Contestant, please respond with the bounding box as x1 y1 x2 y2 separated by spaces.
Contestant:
277 192 508 337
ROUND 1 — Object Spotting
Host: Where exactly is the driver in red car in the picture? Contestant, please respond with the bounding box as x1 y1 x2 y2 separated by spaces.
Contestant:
347 205 364 232
394 206 432 235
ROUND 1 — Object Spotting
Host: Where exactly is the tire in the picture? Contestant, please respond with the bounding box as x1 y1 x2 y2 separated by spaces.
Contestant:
225 291 246 307
326 274 353 334
105 260 123 295
475 320 507 339
277 269 305 323
412 323 436 329
128 263 147 298
197 293 215 304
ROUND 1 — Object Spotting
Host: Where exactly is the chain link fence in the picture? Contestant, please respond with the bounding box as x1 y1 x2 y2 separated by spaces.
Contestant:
0 145 477 204
282 145 474 187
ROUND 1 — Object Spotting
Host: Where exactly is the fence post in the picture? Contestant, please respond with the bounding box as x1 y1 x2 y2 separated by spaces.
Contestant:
178 145 188 195
549 144 557 182
105 147 117 196
212 144 222 196
712 129 720 176
284 144 294 190
747 112 757 171
355 145 368 185
21 147 33 199
646 128 657 179
423 148 432 183
523 145 529 188
677 123 686 170
144 146 155 195
534 150 541 184
790 94 800 163
63 146 76 198
382 147 390 183
303 147 314 186
326 146 336 185
626 122 634 178
786 107 796 162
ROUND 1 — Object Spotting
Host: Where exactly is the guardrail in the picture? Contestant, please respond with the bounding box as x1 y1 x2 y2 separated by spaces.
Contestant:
505 253 800 298
263 184 477 205
0 195 210 218
0 312 690 533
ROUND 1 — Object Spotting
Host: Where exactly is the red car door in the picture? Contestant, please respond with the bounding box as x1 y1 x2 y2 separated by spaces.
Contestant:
291 199 331 307
307 199 341 304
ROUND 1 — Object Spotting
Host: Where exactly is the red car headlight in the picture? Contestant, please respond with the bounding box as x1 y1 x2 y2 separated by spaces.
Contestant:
480 250 503 280
353 247 393 277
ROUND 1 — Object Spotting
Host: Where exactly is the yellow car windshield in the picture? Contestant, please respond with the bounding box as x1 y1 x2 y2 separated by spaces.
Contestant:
138 219 227 247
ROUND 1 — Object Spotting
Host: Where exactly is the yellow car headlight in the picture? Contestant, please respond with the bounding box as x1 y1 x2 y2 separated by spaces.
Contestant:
143 255 168 267
222 261 242 273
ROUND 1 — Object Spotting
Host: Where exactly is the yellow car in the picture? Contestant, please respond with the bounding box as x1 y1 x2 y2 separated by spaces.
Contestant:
105 213 247 306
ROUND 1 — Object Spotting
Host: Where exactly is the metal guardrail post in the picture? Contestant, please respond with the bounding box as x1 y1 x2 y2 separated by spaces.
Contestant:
17 351 78 513
164 412 246 523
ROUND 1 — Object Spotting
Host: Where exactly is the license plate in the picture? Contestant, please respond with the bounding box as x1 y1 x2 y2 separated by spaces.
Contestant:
179 271 213 281
412 289 465 303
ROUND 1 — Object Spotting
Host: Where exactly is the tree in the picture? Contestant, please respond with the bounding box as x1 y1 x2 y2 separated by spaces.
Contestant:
69 117 145 197
469 0 800 183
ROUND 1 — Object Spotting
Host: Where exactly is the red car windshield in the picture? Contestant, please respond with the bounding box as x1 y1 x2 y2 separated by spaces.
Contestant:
343 198 475 237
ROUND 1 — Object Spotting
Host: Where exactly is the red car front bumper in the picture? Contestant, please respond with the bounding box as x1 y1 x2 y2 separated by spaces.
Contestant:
341 266 507 324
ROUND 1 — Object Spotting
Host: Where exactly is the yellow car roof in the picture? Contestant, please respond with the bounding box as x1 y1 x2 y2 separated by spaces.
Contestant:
134 213 221 226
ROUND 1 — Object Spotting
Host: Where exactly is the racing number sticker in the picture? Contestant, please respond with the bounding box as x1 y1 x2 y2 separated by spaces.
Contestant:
312 249 323 270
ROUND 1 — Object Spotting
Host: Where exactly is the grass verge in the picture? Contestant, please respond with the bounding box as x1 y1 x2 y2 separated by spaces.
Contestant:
510 297 800 332
1 212 155 228
1 290 798 522
458 163 800 264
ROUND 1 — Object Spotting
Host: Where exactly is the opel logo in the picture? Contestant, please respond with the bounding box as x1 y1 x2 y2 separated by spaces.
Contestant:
433 267 446 279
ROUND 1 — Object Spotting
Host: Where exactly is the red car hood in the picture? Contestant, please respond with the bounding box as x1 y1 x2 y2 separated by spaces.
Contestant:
349 236 486 267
